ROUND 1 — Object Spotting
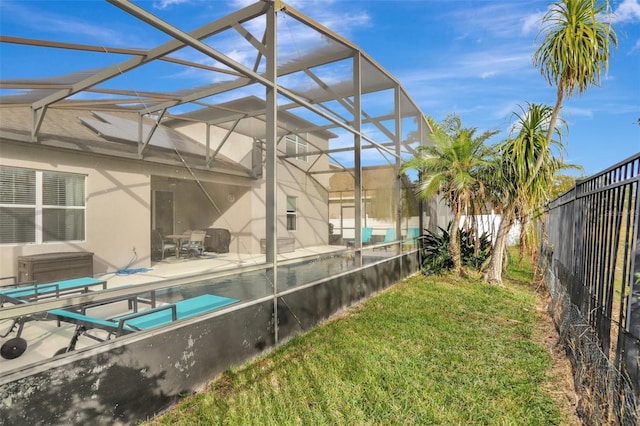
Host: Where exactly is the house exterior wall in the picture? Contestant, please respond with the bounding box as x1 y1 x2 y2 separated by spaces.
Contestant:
172 122 259 254
174 124 255 171
172 123 331 254
246 132 330 253
0 141 151 278
0 140 256 278
0 114 331 277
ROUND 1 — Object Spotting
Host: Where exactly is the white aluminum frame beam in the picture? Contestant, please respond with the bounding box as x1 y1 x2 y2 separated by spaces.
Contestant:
24 1 268 140
0 35 244 78
353 52 363 253
264 0 280 343
33 1 267 112
108 1 403 163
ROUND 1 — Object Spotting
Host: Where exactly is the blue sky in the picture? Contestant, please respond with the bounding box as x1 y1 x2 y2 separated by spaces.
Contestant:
1 0 639 176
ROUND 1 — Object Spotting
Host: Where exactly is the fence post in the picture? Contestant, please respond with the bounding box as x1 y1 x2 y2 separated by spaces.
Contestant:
623 181 640 397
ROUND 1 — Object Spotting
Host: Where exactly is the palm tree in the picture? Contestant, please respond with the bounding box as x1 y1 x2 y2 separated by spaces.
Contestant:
532 0 617 177
402 115 497 276
485 103 568 284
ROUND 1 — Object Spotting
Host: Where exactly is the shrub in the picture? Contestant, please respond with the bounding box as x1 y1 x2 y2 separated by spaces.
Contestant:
421 221 491 274
421 224 454 274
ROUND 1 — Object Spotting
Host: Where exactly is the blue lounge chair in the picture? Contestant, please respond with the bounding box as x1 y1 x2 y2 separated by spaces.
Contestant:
111 294 237 331
403 228 421 249
0 277 107 306
345 227 374 248
362 227 373 245
407 227 420 240
383 228 396 243
0 294 239 359
378 228 397 250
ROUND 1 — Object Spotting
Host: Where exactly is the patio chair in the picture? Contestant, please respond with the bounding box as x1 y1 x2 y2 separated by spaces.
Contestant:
377 228 396 250
345 227 374 248
0 277 107 307
181 230 206 257
383 228 396 243
53 293 239 356
403 227 421 249
407 227 420 241
151 229 175 260
362 227 373 245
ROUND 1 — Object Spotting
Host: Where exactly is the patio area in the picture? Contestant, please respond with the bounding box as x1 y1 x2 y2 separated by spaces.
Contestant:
0 242 409 373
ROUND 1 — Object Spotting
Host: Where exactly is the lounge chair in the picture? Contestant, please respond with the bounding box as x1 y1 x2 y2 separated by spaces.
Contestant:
402 227 421 249
378 228 397 250
362 227 373 245
345 227 374 248
0 277 107 306
0 293 238 359
383 228 396 243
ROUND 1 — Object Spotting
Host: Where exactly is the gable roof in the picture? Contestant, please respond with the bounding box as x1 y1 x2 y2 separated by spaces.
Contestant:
0 106 251 177
164 96 337 141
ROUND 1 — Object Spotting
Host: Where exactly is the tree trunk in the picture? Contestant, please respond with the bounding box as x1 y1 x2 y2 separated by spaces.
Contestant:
449 203 463 276
472 210 480 257
484 206 515 285
530 85 564 184
518 214 528 266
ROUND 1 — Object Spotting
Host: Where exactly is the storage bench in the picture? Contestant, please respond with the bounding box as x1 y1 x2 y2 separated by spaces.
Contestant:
259 238 295 254
17 252 94 284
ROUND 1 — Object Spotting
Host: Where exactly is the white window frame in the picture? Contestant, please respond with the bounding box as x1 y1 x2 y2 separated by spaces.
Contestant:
0 166 86 245
285 134 308 162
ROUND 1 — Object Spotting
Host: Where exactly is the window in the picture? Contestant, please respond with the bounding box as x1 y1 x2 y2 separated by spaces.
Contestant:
0 166 85 244
286 196 297 231
285 134 308 162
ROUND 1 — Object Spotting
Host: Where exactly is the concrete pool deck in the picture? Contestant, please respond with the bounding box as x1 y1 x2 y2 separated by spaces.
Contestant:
1 244 366 373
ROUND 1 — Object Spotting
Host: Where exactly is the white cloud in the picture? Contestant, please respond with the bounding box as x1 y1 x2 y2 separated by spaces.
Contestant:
458 51 534 79
480 71 497 79
612 0 640 23
399 47 534 86
153 0 192 10
447 3 539 39
230 0 371 36
283 1 371 37
1 1 124 44
231 0 263 8
521 11 545 35
563 106 594 119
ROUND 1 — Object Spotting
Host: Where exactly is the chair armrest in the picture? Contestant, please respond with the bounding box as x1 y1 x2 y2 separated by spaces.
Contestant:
0 276 36 289
115 303 177 332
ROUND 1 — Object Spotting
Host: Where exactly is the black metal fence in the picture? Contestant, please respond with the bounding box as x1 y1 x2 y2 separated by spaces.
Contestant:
542 152 639 425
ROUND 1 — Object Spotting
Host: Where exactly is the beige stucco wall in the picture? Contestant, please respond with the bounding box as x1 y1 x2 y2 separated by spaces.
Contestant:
249 131 331 252
1 123 332 277
172 122 331 254
171 123 255 170
0 139 257 277
0 141 151 277
208 140 330 254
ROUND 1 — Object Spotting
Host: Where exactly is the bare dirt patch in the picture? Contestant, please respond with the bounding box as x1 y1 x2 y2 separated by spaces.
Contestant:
533 290 582 426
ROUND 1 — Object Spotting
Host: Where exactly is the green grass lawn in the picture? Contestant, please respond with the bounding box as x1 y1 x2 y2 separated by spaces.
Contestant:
148 253 566 425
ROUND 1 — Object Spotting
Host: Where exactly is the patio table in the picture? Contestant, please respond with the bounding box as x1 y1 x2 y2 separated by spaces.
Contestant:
165 233 191 259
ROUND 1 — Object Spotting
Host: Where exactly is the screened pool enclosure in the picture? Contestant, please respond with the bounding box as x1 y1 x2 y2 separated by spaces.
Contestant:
0 1 435 423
